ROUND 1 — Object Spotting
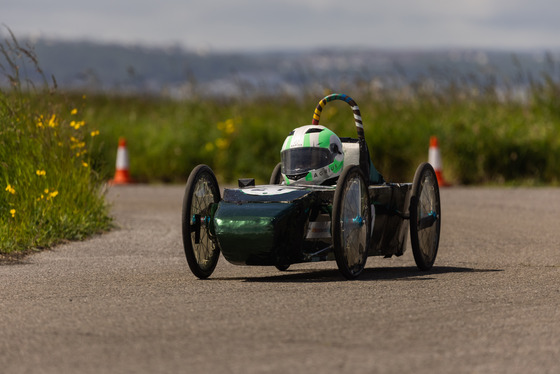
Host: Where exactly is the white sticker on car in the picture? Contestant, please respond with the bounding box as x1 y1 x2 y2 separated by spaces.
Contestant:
241 186 296 196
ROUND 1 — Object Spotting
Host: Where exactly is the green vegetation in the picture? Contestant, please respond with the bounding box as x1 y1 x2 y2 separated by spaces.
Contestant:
82 77 560 186
1 34 111 254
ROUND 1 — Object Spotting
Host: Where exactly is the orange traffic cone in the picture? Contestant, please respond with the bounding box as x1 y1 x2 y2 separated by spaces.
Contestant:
428 136 450 187
110 137 133 185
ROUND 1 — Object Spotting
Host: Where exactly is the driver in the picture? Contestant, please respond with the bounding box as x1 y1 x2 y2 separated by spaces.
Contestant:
280 125 344 185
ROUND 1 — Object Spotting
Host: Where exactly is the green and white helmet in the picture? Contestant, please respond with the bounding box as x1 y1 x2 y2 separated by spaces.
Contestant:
280 125 344 185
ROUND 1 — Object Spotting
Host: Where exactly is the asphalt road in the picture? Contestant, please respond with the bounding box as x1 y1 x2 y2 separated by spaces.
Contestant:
1 185 559 374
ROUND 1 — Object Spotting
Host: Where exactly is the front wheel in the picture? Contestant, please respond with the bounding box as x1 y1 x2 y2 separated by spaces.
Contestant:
409 162 441 270
182 165 221 279
332 166 371 279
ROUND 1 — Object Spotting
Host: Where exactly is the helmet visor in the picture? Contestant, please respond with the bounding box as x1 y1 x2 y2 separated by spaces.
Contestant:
281 147 333 176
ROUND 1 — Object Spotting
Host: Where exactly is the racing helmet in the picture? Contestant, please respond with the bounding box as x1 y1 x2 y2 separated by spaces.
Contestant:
280 125 344 185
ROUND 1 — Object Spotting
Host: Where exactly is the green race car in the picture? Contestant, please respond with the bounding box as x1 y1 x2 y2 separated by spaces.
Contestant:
182 94 441 279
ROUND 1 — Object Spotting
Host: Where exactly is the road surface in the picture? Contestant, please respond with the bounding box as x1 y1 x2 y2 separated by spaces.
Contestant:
1 185 559 373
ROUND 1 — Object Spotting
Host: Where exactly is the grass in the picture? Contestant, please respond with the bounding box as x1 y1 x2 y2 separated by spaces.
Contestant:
0 32 111 254
78 77 560 186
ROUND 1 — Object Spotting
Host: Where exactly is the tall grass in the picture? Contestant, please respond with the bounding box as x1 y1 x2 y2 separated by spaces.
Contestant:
78 75 560 186
4 32 559 193
0 32 111 254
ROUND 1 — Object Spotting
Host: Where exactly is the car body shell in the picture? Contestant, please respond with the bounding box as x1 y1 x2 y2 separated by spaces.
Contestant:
213 182 411 267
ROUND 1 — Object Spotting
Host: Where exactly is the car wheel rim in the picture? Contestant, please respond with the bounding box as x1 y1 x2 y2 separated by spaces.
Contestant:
340 176 368 274
416 172 439 262
191 175 217 271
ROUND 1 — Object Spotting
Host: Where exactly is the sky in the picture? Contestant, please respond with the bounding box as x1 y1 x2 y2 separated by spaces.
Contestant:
2 0 560 52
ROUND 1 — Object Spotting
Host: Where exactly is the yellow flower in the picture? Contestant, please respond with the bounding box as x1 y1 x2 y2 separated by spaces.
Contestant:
5 184 15 194
70 136 86 149
46 190 58 201
217 118 237 135
224 118 236 134
215 138 229 150
204 142 215 152
10 209 15 218
48 114 57 128
36 170 46 176
82 162 89 167
36 115 44 128
90 130 100 137
71 108 78 115
70 120 86 130
44 189 49 194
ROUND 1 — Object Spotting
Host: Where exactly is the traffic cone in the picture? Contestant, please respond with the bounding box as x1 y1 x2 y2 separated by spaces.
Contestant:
110 137 133 185
428 136 449 187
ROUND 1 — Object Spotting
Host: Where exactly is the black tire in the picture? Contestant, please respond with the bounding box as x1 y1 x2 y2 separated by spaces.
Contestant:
332 166 371 279
269 162 282 184
275 264 290 271
409 162 441 270
182 165 221 279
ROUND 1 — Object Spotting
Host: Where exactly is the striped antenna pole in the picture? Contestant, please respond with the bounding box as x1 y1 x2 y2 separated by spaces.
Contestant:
311 93 365 139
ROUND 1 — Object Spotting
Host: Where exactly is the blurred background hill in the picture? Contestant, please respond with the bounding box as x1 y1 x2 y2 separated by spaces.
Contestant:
15 38 560 98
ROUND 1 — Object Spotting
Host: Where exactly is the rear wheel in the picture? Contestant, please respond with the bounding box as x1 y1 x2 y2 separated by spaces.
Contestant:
409 162 441 270
332 166 371 279
182 165 221 279
270 162 282 184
